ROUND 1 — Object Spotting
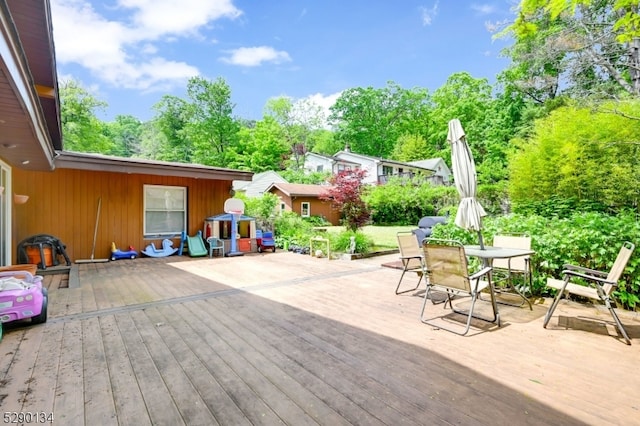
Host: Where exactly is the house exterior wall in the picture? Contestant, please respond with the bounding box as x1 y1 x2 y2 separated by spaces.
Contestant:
12 168 233 262
333 152 378 184
270 188 341 226
304 153 333 173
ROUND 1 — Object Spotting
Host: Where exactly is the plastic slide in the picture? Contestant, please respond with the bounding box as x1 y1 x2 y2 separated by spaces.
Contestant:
185 231 207 257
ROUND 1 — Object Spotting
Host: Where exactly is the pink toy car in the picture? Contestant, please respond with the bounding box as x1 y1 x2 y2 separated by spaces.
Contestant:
0 270 48 326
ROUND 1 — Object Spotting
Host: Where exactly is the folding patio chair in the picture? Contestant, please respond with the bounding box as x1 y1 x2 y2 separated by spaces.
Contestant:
544 241 635 345
395 231 424 294
491 233 533 309
420 238 499 336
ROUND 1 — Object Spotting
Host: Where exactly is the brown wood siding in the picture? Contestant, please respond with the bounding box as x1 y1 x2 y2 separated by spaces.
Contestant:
269 189 340 226
12 168 232 262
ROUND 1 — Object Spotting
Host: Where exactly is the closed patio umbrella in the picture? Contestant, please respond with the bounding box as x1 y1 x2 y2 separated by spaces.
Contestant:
447 118 487 248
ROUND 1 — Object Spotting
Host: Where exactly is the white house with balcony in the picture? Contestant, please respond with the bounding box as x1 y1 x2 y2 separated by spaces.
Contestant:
304 149 449 186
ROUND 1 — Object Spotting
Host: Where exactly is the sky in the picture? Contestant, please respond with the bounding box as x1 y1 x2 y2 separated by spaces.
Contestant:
50 0 518 123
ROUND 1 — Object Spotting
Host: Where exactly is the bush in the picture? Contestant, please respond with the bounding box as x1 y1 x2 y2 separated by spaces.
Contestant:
364 178 507 225
329 230 374 254
273 212 316 249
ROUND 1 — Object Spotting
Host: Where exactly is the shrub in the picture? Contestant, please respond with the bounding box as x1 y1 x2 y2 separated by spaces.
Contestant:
329 230 374 254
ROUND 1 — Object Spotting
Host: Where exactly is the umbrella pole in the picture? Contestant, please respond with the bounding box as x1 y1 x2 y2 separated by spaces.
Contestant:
477 231 485 250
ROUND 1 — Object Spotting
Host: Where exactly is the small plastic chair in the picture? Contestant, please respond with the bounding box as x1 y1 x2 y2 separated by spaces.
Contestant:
206 237 225 258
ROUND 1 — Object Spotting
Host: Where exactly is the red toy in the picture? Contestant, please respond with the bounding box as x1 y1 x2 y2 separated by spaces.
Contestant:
256 230 276 253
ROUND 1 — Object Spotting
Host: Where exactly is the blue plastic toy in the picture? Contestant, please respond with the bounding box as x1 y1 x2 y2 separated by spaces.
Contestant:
142 239 178 257
110 242 138 261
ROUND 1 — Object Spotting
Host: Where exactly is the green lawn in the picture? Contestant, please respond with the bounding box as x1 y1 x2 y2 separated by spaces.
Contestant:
322 225 414 248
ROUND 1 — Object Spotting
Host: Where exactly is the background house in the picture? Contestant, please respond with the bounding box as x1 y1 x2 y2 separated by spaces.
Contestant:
233 170 287 197
266 183 340 226
304 149 445 186
408 158 452 185
0 1 253 264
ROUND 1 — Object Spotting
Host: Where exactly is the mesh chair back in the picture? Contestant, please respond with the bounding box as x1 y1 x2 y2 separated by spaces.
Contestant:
397 232 422 267
492 234 531 271
604 242 635 294
423 242 470 292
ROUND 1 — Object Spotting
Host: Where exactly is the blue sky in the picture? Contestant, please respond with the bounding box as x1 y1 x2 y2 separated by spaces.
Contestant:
51 0 517 123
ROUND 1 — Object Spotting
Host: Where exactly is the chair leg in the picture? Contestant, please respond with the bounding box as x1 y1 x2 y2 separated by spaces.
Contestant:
395 268 423 295
604 297 632 345
543 278 569 328
420 287 499 336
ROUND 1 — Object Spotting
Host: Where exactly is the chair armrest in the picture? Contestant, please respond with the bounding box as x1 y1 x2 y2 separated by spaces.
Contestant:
563 264 608 277
469 266 492 281
400 255 422 261
562 269 617 287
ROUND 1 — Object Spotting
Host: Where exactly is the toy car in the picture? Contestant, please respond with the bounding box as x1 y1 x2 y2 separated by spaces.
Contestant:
256 230 276 253
111 242 139 261
0 270 47 326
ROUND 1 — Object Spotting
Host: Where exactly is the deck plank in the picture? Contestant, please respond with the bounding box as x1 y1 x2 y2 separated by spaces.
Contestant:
52 321 84 425
0 327 43 412
19 322 64 416
115 313 185 425
129 309 218 426
82 317 118 425
99 315 151 426
168 303 288 425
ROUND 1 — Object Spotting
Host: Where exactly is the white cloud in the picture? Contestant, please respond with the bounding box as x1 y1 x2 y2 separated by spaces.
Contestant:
51 0 242 91
420 1 439 26
220 46 292 67
471 4 496 15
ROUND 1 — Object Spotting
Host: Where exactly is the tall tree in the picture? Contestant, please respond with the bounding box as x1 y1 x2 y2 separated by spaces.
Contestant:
152 95 191 162
104 115 143 157
501 0 640 101
60 80 113 153
264 96 326 169
185 76 240 166
329 82 431 158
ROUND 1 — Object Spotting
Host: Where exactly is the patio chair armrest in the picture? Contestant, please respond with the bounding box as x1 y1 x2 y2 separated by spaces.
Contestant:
469 266 492 281
400 255 422 261
563 264 608 277
562 269 617 287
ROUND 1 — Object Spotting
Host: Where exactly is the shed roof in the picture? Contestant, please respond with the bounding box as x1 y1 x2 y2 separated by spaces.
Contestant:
267 182 333 197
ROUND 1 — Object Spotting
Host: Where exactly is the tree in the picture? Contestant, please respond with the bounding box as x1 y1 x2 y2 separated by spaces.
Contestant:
185 76 240 166
508 101 640 212
152 95 192 162
501 0 640 101
226 116 289 172
329 82 431 158
319 169 370 231
60 79 113 153
104 115 143 157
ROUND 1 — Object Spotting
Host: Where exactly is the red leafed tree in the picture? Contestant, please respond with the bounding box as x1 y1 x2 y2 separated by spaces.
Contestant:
320 169 370 232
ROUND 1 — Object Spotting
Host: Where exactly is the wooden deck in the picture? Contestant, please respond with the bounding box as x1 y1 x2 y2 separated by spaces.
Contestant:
1 252 640 425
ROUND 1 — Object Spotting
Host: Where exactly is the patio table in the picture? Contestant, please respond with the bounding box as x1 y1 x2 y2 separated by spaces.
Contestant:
464 245 535 309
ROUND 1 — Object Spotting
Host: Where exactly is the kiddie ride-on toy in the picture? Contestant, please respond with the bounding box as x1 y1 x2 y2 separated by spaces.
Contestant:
0 270 48 331
256 230 276 253
110 242 139 261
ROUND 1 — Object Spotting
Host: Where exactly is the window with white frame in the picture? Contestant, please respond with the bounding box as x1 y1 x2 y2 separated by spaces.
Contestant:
301 202 310 217
280 202 286 213
143 185 186 237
